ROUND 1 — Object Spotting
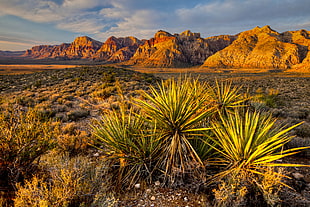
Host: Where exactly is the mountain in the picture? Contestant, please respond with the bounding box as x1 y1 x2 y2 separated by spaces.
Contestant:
19 26 310 71
24 36 101 60
93 36 144 62
202 26 309 69
127 30 236 67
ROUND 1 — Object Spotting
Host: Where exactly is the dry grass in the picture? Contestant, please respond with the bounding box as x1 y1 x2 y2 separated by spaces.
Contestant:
0 65 309 206
0 64 78 75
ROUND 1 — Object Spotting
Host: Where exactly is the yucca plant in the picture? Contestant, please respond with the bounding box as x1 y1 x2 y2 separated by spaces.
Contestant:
91 105 160 189
207 109 308 182
134 77 215 184
209 80 249 116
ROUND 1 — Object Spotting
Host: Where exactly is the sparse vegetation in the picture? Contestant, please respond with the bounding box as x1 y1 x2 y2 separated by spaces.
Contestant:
0 66 309 206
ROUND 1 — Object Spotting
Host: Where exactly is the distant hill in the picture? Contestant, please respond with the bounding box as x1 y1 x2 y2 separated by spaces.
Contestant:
4 26 310 71
202 25 310 71
0 50 24 57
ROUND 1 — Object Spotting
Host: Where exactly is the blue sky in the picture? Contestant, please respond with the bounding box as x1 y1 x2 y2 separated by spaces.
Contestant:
0 0 310 51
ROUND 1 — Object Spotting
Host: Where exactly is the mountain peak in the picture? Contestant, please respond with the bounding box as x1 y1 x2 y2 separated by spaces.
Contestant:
154 30 173 38
72 36 102 46
180 30 201 38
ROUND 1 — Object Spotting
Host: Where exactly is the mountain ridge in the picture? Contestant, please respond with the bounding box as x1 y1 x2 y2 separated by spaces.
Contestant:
3 26 310 71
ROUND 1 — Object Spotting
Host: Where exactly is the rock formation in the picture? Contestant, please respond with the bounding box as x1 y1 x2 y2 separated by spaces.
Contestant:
24 36 102 60
128 30 236 67
202 26 310 69
94 36 144 62
21 26 310 71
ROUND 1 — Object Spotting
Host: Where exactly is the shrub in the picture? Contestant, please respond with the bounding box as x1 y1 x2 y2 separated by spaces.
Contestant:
92 105 160 189
67 109 90 121
56 123 90 156
14 155 112 207
134 77 215 184
207 109 308 205
0 105 59 187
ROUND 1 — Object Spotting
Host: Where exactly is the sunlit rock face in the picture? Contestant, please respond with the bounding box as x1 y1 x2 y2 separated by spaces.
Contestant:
202 26 310 70
128 30 236 67
24 36 102 60
93 36 144 62
22 26 310 71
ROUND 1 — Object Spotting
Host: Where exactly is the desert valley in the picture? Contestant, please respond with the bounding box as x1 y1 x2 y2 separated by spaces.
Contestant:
1 26 310 206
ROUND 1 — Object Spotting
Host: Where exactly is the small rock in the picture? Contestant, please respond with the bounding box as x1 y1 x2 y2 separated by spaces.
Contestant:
138 200 145 205
292 172 304 180
154 181 161 186
135 183 141 189
150 196 156 201
145 188 152 194
93 152 99 157
184 196 189 202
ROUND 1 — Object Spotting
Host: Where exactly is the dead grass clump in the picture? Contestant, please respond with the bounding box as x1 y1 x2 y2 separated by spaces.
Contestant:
0 105 59 186
56 122 90 156
14 154 114 207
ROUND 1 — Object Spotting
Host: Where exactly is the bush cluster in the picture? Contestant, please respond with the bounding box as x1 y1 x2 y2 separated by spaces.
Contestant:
92 77 308 206
0 76 308 207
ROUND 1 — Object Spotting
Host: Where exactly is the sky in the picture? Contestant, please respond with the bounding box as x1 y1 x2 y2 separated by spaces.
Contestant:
0 0 310 51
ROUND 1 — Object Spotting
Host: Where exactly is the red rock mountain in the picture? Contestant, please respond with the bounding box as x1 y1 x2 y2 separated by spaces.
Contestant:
202 26 310 69
24 36 101 60
22 26 310 70
127 30 236 67
94 36 144 62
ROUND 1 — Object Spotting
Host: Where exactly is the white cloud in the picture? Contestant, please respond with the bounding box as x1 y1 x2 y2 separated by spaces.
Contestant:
1 0 310 47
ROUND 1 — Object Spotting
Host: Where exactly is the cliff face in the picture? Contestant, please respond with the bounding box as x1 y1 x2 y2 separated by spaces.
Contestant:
280 30 310 71
64 36 102 59
94 36 144 62
24 44 70 59
202 26 309 69
21 26 310 71
128 30 236 67
24 36 101 60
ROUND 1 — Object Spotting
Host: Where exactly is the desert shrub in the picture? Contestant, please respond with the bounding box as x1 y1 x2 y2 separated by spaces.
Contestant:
102 72 116 83
92 105 160 189
207 109 308 205
212 167 284 206
57 122 90 156
0 105 59 187
14 154 112 207
208 80 248 116
14 96 35 107
253 88 280 108
91 84 116 101
67 109 90 121
133 77 217 184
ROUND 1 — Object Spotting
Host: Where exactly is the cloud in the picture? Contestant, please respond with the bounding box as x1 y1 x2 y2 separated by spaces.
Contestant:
1 0 310 49
0 0 113 33
175 0 310 35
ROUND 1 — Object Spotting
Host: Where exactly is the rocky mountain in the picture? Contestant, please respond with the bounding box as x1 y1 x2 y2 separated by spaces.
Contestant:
127 30 236 67
24 36 101 60
20 26 310 70
93 36 144 62
202 26 310 69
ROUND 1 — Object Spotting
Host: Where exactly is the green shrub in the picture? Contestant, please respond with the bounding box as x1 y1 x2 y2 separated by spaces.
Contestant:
134 77 215 184
207 109 308 205
92 105 160 189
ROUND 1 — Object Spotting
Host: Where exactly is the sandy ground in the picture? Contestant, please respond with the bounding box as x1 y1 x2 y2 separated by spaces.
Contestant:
0 64 78 75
